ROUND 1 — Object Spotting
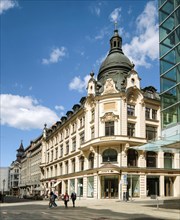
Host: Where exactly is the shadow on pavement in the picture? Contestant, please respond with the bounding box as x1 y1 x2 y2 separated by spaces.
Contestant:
1 204 164 220
2 196 36 203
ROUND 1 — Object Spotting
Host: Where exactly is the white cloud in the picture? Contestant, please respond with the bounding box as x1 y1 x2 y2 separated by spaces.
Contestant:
109 7 121 22
94 6 100 16
89 2 103 17
95 26 110 40
123 1 159 68
1 94 59 130
55 105 64 111
69 75 90 93
0 0 18 14
42 47 67 65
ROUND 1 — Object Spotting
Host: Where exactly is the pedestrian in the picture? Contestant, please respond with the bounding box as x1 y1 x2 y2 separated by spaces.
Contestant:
71 192 76 207
49 191 57 208
64 191 69 208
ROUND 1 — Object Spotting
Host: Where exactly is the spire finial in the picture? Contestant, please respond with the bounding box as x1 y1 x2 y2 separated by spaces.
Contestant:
90 71 94 78
114 21 118 30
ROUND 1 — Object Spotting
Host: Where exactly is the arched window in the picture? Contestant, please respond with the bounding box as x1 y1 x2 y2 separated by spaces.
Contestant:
102 149 117 162
88 152 94 169
146 151 157 167
79 156 84 171
164 153 173 169
127 149 138 167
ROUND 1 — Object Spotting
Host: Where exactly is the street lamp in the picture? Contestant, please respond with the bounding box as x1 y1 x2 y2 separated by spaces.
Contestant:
2 179 5 195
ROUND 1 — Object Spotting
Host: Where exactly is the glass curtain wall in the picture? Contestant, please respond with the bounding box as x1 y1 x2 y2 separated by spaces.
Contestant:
159 0 180 128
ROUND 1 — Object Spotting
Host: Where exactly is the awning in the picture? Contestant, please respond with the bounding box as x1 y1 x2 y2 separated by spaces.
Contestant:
54 181 61 187
131 134 180 153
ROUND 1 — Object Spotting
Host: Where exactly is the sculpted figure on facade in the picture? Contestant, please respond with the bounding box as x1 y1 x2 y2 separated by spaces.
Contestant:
102 78 118 95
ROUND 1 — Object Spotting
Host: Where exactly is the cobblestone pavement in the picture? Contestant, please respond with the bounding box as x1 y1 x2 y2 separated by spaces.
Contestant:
0 198 180 220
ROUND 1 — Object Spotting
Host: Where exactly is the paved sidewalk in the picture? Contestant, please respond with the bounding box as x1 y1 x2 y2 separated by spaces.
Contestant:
1 197 180 220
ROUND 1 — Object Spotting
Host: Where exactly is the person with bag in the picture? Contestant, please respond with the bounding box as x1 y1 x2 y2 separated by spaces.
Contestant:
71 192 76 207
64 191 69 208
49 191 57 208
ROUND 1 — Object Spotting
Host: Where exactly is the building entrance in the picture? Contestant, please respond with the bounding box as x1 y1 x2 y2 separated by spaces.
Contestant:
101 175 118 199
147 176 159 196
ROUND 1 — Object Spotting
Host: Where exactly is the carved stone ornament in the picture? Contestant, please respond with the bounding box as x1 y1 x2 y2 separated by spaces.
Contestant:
86 95 96 108
100 112 119 122
90 146 95 153
127 92 137 103
124 143 129 153
102 78 118 95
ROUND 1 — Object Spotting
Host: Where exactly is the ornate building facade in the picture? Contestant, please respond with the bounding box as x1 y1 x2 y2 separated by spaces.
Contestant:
19 136 42 197
39 29 179 199
9 142 24 196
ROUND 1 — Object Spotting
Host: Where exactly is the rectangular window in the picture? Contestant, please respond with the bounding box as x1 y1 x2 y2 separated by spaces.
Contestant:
60 132 63 141
47 152 50 163
70 179 75 195
87 176 94 198
60 145 63 157
50 166 53 177
145 107 151 119
51 150 53 161
66 141 69 154
146 126 157 140
54 165 57 176
66 128 69 138
65 161 68 174
128 123 135 137
72 159 75 173
152 109 157 120
80 132 85 144
72 122 76 133
55 147 58 159
91 126 95 139
105 121 114 136
127 104 135 116
72 138 76 151
60 163 63 175
47 168 49 178
79 116 85 128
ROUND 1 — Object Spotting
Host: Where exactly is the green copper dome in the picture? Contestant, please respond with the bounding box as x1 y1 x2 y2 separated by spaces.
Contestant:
97 29 133 90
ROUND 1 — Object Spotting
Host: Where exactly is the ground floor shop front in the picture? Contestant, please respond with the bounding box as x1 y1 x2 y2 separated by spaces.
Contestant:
42 170 180 199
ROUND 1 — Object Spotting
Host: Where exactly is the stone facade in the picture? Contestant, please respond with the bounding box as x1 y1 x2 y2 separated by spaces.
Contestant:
19 136 42 197
19 29 180 199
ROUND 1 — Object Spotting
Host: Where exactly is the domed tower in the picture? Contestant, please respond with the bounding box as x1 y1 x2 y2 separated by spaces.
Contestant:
97 28 133 92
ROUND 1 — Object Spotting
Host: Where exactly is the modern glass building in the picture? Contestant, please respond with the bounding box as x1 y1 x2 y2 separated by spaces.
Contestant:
159 0 180 130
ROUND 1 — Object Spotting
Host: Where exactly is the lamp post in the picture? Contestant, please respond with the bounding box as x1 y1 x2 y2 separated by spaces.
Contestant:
2 179 5 203
2 179 5 195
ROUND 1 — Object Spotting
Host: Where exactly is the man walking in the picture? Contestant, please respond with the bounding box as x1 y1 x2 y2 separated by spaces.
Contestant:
71 192 76 207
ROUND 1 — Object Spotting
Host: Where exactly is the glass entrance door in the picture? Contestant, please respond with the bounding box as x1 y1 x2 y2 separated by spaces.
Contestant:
101 176 118 199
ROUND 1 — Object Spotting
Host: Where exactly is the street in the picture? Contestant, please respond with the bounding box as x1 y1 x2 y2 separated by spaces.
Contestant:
0 197 180 220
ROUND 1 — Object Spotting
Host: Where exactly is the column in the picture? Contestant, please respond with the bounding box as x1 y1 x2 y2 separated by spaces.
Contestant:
160 175 165 197
140 174 146 198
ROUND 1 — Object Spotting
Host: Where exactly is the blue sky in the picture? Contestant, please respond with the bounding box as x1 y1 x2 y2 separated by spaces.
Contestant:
0 0 159 167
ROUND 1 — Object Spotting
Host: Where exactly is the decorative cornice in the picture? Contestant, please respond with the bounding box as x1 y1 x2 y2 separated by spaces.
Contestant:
100 112 119 122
